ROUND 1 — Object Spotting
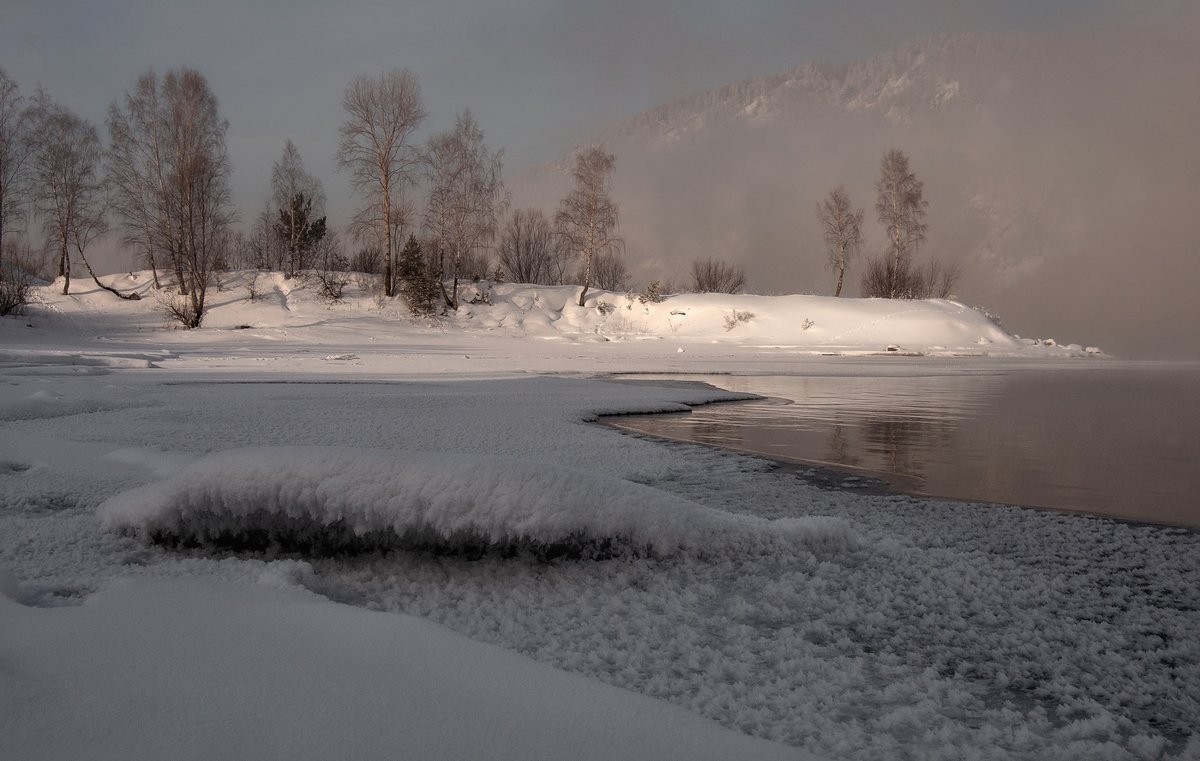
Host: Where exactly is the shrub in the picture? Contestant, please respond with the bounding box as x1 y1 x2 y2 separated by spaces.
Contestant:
861 255 963 299
691 258 746 293
638 280 664 304
0 268 33 316
155 290 203 329
723 309 754 331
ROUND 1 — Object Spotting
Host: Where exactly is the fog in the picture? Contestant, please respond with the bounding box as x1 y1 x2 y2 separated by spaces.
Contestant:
3 0 1196 357
516 5 1200 359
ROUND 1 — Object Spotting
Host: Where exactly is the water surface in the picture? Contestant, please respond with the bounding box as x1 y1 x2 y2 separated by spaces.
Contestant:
610 363 1200 528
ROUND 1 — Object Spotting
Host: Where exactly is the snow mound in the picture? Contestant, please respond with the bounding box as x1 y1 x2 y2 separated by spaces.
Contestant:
98 446 859 558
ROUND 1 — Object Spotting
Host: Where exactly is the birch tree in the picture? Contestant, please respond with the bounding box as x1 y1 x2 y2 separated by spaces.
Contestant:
0 69 33 270
271 139 326 276
422 110 505 309
497 208 566 285
875 149 927 298
107 68 233 324
555 146 620 307
337 69 425 298
28 94 111 296
107 71 168 287
816 186 864 297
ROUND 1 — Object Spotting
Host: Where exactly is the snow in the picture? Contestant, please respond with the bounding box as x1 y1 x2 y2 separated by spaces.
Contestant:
7 271 1099 360
0 577 804 761
2 272 1195 761
99 445 859 557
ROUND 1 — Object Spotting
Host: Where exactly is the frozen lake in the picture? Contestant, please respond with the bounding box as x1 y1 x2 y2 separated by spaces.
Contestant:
611 362 1200 528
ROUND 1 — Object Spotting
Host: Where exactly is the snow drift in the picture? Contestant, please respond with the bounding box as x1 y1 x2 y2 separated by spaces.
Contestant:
13 271 1102 358
98 446 859 558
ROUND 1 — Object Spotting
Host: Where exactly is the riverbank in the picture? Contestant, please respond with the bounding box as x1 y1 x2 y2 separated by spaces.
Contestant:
4 274 1196 760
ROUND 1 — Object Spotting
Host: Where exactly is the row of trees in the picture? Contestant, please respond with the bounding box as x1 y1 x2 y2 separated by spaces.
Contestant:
816 149 961 299
2 67 234 324
3 63 961 327
1 64 632 325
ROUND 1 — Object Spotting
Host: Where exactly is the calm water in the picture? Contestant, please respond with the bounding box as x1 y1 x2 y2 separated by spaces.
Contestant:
611 363 1200 528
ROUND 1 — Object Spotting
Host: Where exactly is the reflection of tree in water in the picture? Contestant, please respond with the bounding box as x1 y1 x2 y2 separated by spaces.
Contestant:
860 415 958 480
826 422 859 469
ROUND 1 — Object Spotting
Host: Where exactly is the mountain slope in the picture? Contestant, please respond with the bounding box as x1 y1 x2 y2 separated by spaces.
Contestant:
512 11 1200 359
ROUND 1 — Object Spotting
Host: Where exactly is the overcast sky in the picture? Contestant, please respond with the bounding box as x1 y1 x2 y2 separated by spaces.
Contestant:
3 0 1116 222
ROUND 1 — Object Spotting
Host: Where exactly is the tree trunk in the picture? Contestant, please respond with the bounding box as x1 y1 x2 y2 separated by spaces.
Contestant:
60 242 70 295
834 264 845 297
77 245 140 300
577 251 592 307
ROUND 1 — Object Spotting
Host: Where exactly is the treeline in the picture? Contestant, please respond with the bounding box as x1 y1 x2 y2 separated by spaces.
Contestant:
0 65 638 324
0 64 959 325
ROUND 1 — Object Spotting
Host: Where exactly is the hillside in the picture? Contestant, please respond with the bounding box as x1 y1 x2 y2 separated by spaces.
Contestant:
511 14 1200 360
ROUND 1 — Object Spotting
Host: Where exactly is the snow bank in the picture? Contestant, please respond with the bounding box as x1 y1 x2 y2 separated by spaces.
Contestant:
0 576 807 761
99 446 859 558
13 271 1103 357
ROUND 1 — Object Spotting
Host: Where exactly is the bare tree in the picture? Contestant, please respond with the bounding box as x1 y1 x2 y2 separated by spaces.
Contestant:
0 69 33 271
690 257 746 293
423 110 506 309
589 249 630 291
555 146 621 307
861 253 961 299
337 69 425 298
107 66 234 324
497 207 565 285
922 257 964 299
271 139 326 277
246 203 284 270
816 186 864 297
162 70 234 325
28 93 118 297
875 149 928 298
107 70 168 287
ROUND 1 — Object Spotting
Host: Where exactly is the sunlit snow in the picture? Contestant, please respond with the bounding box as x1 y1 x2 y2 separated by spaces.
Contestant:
2 273 1195 761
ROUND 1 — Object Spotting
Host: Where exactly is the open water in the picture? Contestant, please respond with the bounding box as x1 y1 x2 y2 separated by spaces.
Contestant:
610 362 1200 528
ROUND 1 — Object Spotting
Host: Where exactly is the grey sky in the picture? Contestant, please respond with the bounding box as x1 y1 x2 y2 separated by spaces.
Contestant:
3 0 1114 222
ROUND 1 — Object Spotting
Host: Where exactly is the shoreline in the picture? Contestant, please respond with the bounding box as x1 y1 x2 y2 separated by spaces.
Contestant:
601 381 1199 532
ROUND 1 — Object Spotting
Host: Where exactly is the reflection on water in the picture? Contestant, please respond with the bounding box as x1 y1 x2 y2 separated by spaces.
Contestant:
610 367 1200 528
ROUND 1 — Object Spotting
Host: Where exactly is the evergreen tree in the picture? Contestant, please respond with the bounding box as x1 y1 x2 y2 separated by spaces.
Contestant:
273 191 326 276
397 234 437 315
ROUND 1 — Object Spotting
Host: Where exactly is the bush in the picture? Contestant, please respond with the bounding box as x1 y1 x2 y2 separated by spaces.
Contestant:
861 255 962 299
691 258 746 294
349 246 382 275
0 268 33 316
638 280 664 304
723 310 754 331
314 264 350 302
155 290 203 329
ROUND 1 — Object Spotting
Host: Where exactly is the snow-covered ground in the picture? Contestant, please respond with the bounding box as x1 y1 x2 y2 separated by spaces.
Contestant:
2 273 1195 761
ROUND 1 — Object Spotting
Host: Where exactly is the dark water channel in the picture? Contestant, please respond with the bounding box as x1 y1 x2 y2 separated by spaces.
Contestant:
610 363 1200 528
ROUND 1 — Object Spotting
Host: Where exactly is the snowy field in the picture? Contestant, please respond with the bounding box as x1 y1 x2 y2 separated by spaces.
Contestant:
2 274 1196 761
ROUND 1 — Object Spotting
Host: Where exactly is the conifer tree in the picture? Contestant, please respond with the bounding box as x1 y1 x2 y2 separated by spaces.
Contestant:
397 234 437 315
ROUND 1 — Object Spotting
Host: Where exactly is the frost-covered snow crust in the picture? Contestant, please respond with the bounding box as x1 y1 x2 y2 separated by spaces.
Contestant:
100 446 857 557
3 274 1193 761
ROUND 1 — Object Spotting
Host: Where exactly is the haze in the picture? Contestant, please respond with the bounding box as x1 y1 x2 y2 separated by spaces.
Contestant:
4 0 1197 358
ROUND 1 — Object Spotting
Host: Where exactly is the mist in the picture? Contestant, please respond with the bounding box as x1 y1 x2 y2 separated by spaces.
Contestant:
514 4 1200 359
